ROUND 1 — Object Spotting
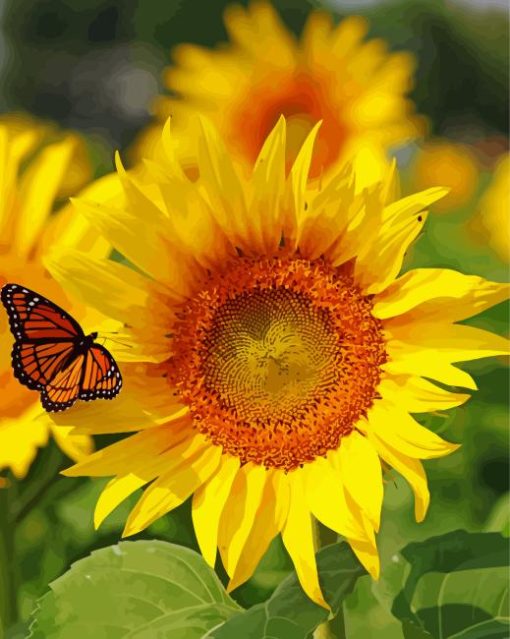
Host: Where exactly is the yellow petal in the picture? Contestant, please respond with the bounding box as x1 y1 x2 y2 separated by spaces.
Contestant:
337 432 383 532
62 418 192 477
348 536 380 579
14 138 75 258
70 195 190 298
367 433 429 521
282 472 329 609
286 121 322 247
373 269 510 322
356 188 448 294
39 171 121 259
386 322 510 362
377 375 470 413
363 403 459 460
218 463 268 577
196 117 249 250
0 126 38 238
224 1 296 67
94 474 146 529
192 455 241 567
45 250 159 324
0 405 49 479
227 470 289 593
250 116 287 253
384 342 477 390
304 456 367 541
123 444 222 536
49 424 94 463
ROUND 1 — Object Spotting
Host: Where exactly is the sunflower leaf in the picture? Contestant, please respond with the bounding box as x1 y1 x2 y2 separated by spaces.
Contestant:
205 541 366 639
387 530 510 639
27 540 240 639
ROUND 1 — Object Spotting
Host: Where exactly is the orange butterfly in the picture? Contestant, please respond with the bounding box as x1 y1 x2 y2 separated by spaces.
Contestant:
1 283 122 412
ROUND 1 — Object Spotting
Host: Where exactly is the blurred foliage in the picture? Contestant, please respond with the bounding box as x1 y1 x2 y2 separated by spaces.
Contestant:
0 0 508 638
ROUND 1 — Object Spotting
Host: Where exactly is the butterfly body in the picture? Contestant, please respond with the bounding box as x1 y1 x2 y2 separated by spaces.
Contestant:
1 284 122 412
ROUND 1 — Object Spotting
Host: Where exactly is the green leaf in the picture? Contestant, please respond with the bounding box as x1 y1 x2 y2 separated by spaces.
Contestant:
28 540 240 639
390 530 509 639
206 542 365 639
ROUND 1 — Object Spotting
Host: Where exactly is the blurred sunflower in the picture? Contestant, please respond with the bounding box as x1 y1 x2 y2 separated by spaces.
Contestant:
469 154 509 263
50 119 509 607
135 1 423 186
412 139 480 212
0 121 118 481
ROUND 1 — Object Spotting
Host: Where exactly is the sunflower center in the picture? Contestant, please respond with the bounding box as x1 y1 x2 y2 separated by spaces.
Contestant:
170 256 386 471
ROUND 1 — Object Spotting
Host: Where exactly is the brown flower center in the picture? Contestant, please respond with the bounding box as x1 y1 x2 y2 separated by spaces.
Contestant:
169 256 386 470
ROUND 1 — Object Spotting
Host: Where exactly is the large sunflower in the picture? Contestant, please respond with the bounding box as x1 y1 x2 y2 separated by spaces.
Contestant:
0 120 118 480
49 119 509 606
135 1 423 186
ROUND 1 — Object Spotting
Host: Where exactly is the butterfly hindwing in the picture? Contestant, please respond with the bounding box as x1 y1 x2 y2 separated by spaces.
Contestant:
41 354 85 412
1 283 83 342
79 344 122 401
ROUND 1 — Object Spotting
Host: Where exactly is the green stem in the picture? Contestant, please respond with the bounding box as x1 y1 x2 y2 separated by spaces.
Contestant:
313 521 347 639
0 485 17 633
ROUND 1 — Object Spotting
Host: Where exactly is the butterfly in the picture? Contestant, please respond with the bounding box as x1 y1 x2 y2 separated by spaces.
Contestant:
1 283 122 412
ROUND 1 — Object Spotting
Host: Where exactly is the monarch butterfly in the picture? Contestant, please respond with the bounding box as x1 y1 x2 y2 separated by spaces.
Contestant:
1 283 122 412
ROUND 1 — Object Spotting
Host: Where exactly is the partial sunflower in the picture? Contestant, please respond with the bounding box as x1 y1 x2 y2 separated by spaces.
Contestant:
134 1 423 186
0 121 119 481
468 154 509 264
412 139 480 212
49 118 509 607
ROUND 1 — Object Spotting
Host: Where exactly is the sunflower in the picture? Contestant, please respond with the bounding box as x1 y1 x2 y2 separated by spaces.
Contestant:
412 139 480 212
469 154 509 264
49 119 509 607
135 1 423 187
0 121 119 481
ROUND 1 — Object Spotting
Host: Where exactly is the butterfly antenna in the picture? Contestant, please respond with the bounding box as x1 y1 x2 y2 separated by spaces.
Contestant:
101 335 133 349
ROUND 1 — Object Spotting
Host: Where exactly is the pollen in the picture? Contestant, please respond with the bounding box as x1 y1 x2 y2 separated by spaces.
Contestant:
169 256 387 471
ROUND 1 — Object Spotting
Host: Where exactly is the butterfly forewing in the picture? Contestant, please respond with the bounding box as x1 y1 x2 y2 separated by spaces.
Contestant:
1 284 83 342
13 341 76 390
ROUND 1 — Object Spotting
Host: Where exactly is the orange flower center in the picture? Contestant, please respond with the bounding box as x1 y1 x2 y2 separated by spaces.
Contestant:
229 72 348 178
169 256 386 470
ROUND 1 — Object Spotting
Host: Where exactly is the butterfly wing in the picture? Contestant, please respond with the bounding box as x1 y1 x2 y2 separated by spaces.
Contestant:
79 344 122 401
41 353 85 412
1 283 83 342
13 341 76 390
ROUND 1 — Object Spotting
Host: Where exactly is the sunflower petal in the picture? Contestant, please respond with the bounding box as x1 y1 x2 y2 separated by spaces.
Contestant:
250 116 287 253
356 188 448 294
368 433 429 521
363 403 459 459
13 138 75 258
227 471 289 593
337 432 383 531
45 250 159 324
373 269 510 322
348 536 380 579
282 473 329 609
122 444 222 536
62 419 192 477
304 456 367 541
378 375 470 413
192 455 241 567
218 463 268 578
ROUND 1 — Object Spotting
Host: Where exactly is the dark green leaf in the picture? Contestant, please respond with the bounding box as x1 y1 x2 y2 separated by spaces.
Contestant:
206 542 365 639
28 540 240 639
390 530 509 639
